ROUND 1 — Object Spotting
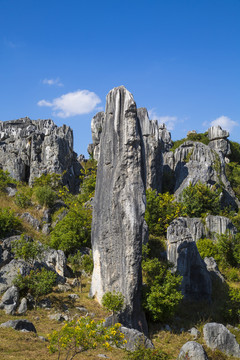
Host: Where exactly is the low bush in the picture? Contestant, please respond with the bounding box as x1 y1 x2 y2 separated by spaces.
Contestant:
50 205 92 255
34 185 57 208
14 268 57 305
180 182 221 217
145 189 186 236
0 208 21 238
48 318 126 359
142 257 183 322
0 169 16 192
102 291 124 316
15 188 32 208
12 235 44 265
126 344 169 360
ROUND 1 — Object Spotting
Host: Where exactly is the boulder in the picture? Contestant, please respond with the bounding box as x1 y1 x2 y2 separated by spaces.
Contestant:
119 326 154 351
21 212 41 230
17 297 28 314
204 257 225 284
41 248 67 277
0 117 81 193
203 322 240 357
0 259 31 294
90 86 147 333
0 319 36 333
178 341 208 360
167 218 212 301
0 286 19 314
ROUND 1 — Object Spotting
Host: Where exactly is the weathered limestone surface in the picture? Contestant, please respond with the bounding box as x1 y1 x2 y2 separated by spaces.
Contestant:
178 341 209 360
90 86 147 333
89 103 173 194
203 323 240 357
0 117 81 192
137 108 162 192
184 215 237 242
167 218 212 301
163 127 239 209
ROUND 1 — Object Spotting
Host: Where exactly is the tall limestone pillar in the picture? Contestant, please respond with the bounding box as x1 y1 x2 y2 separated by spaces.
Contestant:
90 86 147 333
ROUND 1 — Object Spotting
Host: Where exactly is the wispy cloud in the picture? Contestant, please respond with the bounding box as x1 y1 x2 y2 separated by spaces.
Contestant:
205 116 239 133
4 39 23 48
37 90 101 118
148 109 178 130
42 78 63 87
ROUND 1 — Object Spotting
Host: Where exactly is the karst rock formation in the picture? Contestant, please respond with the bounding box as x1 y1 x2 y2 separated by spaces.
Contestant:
89 86 148 333
0 117 81 192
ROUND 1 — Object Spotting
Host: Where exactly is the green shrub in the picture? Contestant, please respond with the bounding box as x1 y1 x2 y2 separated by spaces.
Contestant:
50 205 92 255
225 162 240 200
142 258 183 322
68 250 93 291
78 158 97 203
216 232 240 268
227 286 240 322
226 268 240 282
102 291 124 315
0 208 21 238
14 268 57 305
0 169 16 192
229 141 240 163
33 173 63 190
171 131 209 152
196 238 219 261
15 188 32 208
126 343 169 360
34 185 57 208
145 189 186 237
180 182 221 217
12 235 44 265
48 318 126 359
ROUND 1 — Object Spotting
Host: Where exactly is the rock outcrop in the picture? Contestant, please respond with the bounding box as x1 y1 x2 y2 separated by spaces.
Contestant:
90 86 147 333
203 323 240 358
183 215 237 242
89 103 172 194
0 117 81 192
167 218 212 301
163 127 239 209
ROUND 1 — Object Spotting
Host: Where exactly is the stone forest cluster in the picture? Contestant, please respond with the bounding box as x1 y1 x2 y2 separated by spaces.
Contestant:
0 86 240 359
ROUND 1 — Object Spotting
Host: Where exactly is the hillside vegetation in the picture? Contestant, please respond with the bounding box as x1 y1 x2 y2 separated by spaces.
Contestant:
0 139 240 359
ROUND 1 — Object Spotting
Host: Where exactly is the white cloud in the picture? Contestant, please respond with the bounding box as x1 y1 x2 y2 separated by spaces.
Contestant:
42 78 63 87
148 109 178 130
37 90 101 118
209 116 239 132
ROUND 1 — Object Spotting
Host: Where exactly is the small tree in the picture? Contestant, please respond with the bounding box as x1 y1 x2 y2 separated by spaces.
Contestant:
12 235 44 266
48 317 126 360
145 189 186 237
180 181 221 217
14 268 57 307
0 208 21 238
142 258 183 322
68 251 93 292
102 291 124 323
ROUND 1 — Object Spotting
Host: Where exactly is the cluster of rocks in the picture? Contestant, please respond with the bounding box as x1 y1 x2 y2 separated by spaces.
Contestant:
0 235 68 296
0 117 82 192
178 322 240 359
166 215 236 301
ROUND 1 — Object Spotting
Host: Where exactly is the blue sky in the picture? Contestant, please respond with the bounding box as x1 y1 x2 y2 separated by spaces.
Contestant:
1 0 240 156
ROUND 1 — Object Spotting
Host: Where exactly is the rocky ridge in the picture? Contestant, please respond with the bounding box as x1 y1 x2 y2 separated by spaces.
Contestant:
0 117 81 192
